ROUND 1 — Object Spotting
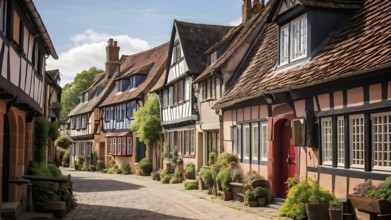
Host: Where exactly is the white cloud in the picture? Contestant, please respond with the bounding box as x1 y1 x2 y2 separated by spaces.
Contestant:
229 17 242 26
47 29 150 86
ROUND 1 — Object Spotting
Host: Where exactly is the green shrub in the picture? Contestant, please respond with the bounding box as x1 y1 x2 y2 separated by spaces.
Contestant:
96 160 106 171
160 168 168 180
153 171 161 181
138 158 152 175
161 175 172 184
47 164 62 177
171 148 179 164
48 121 60 141
198 167 214 193
114 168 122 174
184 181 199 190
55 135 73 149
216 167 232 191
62 148 70 167
29 161 50 176
245 170 264 183
208 152 216 166
279 179 337 220
77 156 85 167
216 152 238 166
92 151 98 166
184 162 195 179
161 142 171 159
33 117 49 163
170 167 181 184
120 161 131 175
253 186 268 198
286 176 299 189
108 159 116 168
81 163 90 171
244 189 257 204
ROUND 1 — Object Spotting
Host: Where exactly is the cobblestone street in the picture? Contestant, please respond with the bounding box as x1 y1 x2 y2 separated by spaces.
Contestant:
62 168 284 220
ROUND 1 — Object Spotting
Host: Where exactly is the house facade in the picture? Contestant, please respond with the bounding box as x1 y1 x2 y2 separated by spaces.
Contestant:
0 0 57 216
98 43 169 172
67 39 118 166
158 20 232 170
44 69 62 163
214 0 391 200
193 0 266 166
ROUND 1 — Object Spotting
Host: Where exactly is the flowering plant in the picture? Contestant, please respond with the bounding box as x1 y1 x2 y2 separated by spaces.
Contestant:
353 179 376 196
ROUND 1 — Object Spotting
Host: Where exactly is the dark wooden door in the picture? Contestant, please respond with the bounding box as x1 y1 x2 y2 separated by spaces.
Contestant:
136 138 146 162
278 119 297 198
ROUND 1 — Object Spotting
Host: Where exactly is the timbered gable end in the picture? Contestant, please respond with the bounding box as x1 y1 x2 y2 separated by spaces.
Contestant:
0 0 54 113
162 27 194 126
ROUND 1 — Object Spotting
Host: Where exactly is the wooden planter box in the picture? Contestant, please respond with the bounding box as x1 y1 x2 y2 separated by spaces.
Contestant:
230 182 245 202
306 203 330 220
348 194 391 214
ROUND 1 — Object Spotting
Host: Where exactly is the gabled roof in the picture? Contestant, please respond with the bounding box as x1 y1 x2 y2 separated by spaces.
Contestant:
215 0 391 109
194 2 275 84
298 0 364 9
24 0 58 59
173 20 233 75
67 73 115 116
99 42 169 107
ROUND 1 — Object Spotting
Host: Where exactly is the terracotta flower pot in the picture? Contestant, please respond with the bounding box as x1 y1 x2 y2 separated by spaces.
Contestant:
221 191 232 201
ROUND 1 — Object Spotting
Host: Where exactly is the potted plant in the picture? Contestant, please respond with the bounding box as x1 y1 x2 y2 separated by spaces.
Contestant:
306 181 336 220
216 167 232 201
245 189 258 207
253 186 268 207
349 177 391 215
198 167 214 194
328 198 342 220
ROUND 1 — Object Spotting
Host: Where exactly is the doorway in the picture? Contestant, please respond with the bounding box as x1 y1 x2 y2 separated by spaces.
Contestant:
136 138 146 162
276 119 297 198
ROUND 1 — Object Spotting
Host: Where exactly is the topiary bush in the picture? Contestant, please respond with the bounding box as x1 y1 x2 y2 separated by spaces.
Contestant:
120 161 131 175
184 181 199 190
184 162 195 179
138 158 152 176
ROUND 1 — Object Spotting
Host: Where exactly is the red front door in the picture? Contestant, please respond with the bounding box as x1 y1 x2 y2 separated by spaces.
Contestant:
278 119 297 198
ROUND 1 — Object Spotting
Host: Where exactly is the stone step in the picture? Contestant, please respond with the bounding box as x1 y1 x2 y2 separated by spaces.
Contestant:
16 212 54 220
1 202 22 220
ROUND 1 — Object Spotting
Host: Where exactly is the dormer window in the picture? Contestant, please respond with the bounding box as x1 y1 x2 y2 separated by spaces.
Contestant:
118 79 129 92
129 75 146 90
279 13 307 65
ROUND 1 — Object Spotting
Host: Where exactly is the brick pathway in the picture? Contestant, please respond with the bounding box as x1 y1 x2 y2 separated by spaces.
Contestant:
61 168 289 220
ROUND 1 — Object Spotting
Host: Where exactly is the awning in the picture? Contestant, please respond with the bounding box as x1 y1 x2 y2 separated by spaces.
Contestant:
105 131 131 137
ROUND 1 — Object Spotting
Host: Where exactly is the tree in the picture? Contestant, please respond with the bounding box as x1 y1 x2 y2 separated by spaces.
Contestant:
61 67 103 119
129 93 162 157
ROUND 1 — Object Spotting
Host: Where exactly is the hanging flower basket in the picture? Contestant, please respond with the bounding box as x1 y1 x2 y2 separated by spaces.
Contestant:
348 194 391 214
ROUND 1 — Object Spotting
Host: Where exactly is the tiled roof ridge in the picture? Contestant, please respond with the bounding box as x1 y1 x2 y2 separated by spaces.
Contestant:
123 42 170 59
175 19 233 29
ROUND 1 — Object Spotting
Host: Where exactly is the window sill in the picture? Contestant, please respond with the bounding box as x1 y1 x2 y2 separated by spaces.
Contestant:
183 154 196 159
201 98 217 103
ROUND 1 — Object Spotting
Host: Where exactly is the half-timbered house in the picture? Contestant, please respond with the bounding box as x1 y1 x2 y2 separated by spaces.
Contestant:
44 69 62 163
0 0 57 217
98 43 169 172
67 39 119 167
158 20 232 170
214 0 391 202
193 0 265 166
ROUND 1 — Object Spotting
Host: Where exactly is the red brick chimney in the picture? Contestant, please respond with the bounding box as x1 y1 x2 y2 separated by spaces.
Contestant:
242 0 252 23
252 0 264 13
105 38 120 79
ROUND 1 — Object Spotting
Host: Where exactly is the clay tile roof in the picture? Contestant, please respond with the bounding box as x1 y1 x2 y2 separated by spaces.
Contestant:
67 73 115 116
215 0 391 109
175 20 233 75
99 42 170 107
299 0 364 9
194 2 275 84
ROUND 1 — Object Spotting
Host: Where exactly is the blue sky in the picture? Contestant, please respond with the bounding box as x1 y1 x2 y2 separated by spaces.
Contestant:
34 1 243 85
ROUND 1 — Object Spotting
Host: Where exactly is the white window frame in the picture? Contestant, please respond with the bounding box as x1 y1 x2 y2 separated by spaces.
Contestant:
243 124 250 160
252 123 259 161
371 112 391 171
350 114 365 168
112 137 117 155
190 130 196 155
185 77 190 100
337 117 345 166
237 125 242 160
127 137 132 155
261 123 268 161
117 137 122 156
290 14 307 61
279 24 289 65
279 13 307 65
321 117 333 165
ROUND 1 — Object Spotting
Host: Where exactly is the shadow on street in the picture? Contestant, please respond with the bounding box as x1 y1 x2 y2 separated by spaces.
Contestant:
70 176 144 193
67 203 194 220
